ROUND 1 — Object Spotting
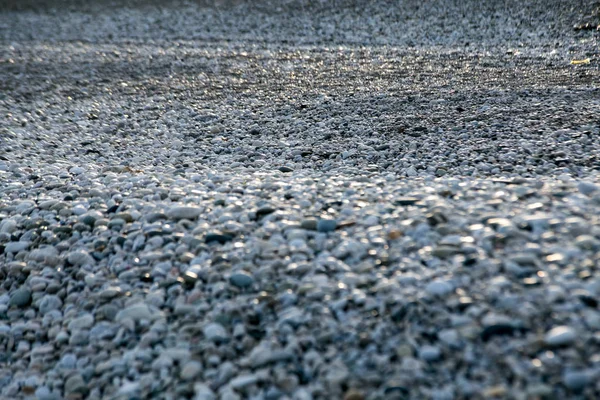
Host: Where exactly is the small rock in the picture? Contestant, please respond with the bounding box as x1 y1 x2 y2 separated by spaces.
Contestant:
432 245 460 258
578 181 598 196
394 197 419 206
230 374 258 390
278 166 293 173
344 389 365 400
38 295 63 315
317 219 337 233
193 384 216 400
563 370 590 391
300 219 318 230
4 241 30 253
67 250 95 266
64 374 87 395
167 206 202 220
116 303 163 322
425 280 454 297
205 233 233 244
68 314 94 331
230 272 254 288
545 326 577 347
256 206 276 218
180 361 203 380
9 288 32 308
203 323 229 342
418 345 441 361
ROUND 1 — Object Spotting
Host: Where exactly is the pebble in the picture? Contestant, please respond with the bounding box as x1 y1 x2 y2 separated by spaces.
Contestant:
229 272 254 288
230 374 259 390
115 303 162 322
203 323 229 342
167 206 202 220
9 288 32 308
563 370 590 391
180 360 203 380
4 241 30 253
425 280 454 297
38 295 63 315
67 249 95 266
544 326 577 346
317 219 337 233
68 314 94 331
419 345 442 361
64 374 86 395
578 181 598 196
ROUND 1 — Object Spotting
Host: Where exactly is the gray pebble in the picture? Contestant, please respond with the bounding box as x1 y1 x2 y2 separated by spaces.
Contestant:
9 288 32 308
563 370 590 391
38 295 63 315
545 326 577 346
317 219 337 233
419 345 442 361
230 272 254 288
167 206 202 220
203 323 229 342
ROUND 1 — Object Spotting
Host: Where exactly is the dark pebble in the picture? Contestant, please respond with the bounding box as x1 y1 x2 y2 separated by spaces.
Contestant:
481 324 525 341
256 207 276 218
205 233 233 244
394 197 419 206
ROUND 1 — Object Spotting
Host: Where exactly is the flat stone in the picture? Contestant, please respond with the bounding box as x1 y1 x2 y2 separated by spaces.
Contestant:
167 206 202 220
394 197 420 206
5 241 30 253
431 245 460 258
230 374 258 390
205 233 233 244
545 326 577 346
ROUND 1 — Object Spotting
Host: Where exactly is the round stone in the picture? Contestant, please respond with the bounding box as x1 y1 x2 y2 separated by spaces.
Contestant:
563 371 590 391
180 360 203 380
203 323 229 342
9 288 32 308
230 272 254 288
545 326 577 346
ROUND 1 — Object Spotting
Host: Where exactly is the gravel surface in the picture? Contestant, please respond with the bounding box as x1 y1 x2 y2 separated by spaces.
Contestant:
1 0 600 399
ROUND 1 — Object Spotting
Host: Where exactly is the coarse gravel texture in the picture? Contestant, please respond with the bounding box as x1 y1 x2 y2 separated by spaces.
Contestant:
1 0 600 399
